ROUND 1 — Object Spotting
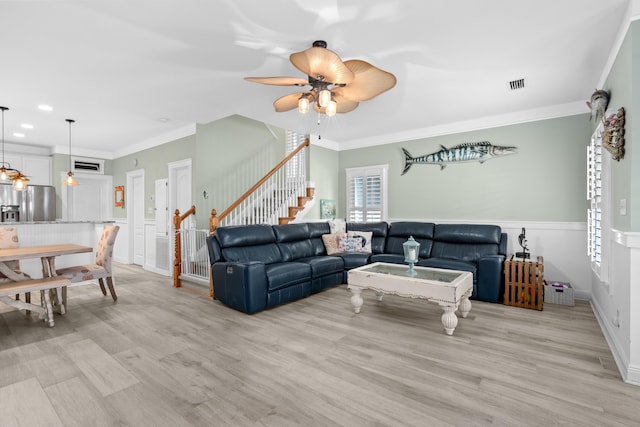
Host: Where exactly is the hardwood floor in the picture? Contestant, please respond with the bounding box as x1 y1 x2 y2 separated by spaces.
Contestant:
1 264 639 426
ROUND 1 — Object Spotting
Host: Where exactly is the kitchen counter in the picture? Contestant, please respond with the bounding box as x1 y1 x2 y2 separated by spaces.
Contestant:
0 221 112 277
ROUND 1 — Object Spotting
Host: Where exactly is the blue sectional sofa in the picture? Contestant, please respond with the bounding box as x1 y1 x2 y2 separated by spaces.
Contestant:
206 221 507 314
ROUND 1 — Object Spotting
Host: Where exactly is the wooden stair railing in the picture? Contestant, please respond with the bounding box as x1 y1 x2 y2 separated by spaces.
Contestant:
209 138 311 233
173 205 196 289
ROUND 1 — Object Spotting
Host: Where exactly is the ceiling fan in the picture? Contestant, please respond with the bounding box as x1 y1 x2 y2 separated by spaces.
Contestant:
245 40 397 117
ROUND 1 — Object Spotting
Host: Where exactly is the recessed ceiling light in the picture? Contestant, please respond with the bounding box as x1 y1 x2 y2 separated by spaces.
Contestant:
13 133 25 138
38 104 53 111
157 117 170 123
20 123 34 129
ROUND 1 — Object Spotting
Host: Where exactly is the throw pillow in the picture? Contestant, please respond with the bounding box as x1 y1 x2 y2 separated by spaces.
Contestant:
347 230 373 253
328 218 346 234
321 233 344 255
338 234 363 253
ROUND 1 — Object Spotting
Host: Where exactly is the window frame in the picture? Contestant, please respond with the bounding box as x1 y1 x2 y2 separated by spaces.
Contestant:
587 121 611 286
345 164 388 223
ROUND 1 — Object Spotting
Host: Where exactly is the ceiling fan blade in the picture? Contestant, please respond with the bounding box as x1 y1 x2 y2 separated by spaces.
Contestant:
273 92 306 112
244 77 309 86
338 60 397 101
314 91 359 114
290 47 355 85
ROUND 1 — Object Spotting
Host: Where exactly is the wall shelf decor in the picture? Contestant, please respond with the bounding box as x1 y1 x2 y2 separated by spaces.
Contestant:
602 107 625 161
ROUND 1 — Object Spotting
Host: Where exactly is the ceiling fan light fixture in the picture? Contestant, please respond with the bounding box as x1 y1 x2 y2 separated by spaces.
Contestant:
318 89 332 107
325 99 337 117
298 95 310 114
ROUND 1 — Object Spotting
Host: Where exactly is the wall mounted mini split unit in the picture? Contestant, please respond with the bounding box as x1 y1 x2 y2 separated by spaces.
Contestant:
72 156 105 174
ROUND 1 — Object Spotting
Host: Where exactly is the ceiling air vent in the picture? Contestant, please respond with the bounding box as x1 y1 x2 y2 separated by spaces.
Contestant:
508 78 525 91
72 157 105 174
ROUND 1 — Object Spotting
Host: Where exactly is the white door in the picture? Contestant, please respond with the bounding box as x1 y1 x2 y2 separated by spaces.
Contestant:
168 159 192 271
127 170 145 266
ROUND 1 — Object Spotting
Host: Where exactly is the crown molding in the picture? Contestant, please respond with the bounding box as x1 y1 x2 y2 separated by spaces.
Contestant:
336 101 587 152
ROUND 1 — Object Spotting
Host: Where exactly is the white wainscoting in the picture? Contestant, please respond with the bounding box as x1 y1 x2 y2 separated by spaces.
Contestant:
395 219 591 299
590 229 640 386
113 219 128 264
6 222 106 278
115 219 170 276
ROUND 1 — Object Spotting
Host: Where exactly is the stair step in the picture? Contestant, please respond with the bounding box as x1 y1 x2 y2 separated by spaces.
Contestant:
288 206 304 217
298 196 312 207
306 187 315 198
278 217 295 224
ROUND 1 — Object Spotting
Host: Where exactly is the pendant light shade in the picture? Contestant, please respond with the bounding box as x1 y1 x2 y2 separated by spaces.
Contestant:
0 106 28 191
63 118 78 186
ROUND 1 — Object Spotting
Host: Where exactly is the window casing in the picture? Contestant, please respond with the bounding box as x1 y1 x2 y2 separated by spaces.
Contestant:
346 165 388 222
587 122 610 283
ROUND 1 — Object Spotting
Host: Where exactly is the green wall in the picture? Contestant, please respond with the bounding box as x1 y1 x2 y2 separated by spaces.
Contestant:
307 144 340 220
339 114 591 221
603 20 634 231
111 133 197 220
193 115 286 228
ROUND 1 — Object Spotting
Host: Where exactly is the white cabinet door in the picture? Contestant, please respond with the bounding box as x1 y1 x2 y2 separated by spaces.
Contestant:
22 155 52 185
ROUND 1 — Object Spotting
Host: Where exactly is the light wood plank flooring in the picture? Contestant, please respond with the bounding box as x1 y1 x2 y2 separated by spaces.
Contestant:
1 264 639 426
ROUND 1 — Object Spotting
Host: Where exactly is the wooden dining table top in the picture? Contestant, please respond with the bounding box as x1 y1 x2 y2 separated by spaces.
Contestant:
0 244 93 261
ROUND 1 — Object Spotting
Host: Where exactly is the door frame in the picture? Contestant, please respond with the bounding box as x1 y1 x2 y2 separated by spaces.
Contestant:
126 169 145 264
168 159 192 270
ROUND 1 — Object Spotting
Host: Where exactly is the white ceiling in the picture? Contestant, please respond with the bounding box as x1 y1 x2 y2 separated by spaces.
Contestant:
0 0 633 159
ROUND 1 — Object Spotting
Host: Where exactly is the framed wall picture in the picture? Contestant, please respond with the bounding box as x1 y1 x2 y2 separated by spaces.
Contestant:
320 199 336 219
115 185 125 207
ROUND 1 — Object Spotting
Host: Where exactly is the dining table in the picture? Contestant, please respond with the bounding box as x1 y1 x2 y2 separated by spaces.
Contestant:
0 243 93 325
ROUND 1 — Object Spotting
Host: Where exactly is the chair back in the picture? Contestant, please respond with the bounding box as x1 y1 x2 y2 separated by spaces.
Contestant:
96 225 120 274
0 227 20 273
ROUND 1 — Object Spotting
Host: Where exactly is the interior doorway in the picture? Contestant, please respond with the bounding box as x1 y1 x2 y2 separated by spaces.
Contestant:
126 169 145 266
168 159 192 271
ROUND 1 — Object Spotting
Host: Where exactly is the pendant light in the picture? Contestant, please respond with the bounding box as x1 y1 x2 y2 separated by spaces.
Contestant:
0 106 9 181
0 106 28 191
63 118 78 186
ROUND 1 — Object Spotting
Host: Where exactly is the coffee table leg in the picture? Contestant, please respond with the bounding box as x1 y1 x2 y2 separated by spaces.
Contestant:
440 304 458 336
350 288 363 314
459 296 472 318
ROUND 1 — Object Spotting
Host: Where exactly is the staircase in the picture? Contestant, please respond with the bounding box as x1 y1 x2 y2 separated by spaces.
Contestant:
279 187 315 224
209 138 312 232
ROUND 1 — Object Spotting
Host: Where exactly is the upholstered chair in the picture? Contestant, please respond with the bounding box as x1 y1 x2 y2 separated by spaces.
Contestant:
0 227 32 301
56 225 120 302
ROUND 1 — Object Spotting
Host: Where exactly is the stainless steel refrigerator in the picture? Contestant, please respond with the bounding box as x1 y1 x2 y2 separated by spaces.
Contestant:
0 184 56 222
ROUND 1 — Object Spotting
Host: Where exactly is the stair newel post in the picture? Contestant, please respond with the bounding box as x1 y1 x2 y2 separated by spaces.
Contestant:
209 209 219 234
173 205 196 288
173 209 182 288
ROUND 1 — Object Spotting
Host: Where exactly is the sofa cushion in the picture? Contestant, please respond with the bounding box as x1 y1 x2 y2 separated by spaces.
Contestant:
338 234 363 252
370 253 406 264
346 222 388 254
347 230 373 253
265 262 311 291
308 222 331 255
434 224 502 245
336 252 371 270
418 257 477 279
297 256 344 277
328 218 346 234
273 223 315 261
216 224 276 247
222 244 283 265
384 221 434 258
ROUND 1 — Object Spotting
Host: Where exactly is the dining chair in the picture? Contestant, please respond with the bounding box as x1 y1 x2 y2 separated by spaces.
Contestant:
56 225 120 302
0 227 32 301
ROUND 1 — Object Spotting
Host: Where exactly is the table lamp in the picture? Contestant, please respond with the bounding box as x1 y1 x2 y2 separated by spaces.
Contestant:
403 236 420 276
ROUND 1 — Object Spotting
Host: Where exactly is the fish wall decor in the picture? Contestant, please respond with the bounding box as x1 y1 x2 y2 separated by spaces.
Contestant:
401 141 518 175
586 89 610 122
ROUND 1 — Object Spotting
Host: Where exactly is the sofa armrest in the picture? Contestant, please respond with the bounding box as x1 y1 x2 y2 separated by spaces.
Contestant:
477 254 505 303
212 261 268 313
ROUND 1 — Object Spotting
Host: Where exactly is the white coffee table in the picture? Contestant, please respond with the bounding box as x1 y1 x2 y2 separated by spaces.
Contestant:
347 262 473 335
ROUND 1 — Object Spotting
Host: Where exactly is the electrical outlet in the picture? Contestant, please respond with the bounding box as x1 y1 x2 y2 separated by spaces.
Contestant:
147 207 154 214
